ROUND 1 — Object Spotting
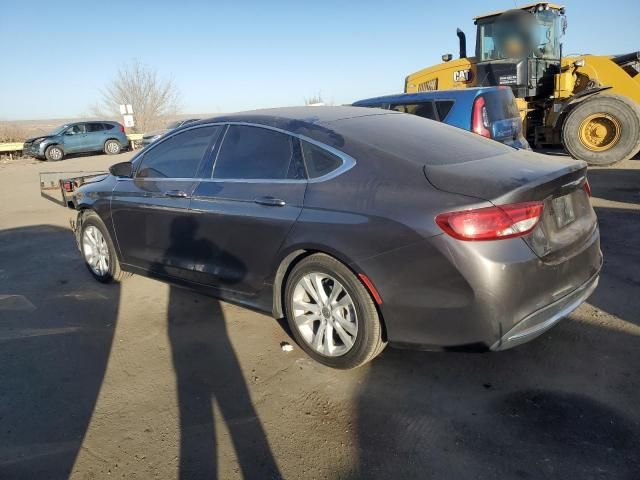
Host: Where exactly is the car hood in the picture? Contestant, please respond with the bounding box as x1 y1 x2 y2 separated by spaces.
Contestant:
25 135 54 143
143 129 169 139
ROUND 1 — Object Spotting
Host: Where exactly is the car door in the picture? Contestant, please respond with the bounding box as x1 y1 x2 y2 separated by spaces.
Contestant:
62 123 88 153
85 122 106 150
110 125 223 280
188 124 307 294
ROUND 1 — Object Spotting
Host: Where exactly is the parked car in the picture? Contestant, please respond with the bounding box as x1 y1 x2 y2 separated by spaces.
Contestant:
23 121 128 161
72 106 600 369
142 118 200 146
353 87 531 149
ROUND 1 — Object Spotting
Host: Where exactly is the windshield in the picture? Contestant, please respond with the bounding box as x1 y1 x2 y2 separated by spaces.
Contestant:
49 124 70 135
478 9 562 61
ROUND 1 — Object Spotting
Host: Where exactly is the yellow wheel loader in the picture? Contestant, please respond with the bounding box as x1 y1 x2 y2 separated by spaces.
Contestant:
404 3 640 165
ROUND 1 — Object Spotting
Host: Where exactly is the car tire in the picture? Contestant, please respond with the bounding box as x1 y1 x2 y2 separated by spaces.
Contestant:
284 253 386 369
562 94 640 166
104 139 122 155
80 211 128 283
44 145 64 162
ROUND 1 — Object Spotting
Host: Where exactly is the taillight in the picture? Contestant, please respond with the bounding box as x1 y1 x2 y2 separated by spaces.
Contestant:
583 179 592 197
119 124 125 133
472 96 491 138
435 202 544 241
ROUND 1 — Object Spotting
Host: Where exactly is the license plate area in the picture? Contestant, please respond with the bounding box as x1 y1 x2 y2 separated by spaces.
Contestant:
551 194 576 229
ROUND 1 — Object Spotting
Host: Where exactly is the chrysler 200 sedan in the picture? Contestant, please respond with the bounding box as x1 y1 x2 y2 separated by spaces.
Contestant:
72 106 602 369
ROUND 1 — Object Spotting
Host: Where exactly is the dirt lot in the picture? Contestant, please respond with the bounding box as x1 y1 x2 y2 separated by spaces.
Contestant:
0 150 638 480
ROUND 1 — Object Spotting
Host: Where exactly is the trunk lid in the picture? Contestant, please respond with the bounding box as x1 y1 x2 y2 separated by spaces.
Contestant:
424 149 597 261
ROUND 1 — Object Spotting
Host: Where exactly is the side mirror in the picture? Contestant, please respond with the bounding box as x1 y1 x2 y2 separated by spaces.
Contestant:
442 53 453 62
109 161 133 178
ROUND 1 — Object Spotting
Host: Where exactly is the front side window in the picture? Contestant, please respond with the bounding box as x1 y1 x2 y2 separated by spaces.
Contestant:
137 126 220 178
67 124 86 135
213 125 303 180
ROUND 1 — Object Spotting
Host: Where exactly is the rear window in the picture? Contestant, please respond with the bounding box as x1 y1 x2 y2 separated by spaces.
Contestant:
334 113 510 166
482 89 520 121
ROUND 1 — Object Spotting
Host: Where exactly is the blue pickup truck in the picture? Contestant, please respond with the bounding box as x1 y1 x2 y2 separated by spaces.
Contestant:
353 86 530 150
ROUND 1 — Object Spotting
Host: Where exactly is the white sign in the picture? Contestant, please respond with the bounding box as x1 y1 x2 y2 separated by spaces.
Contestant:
123 115 135 128
126 104 133 114
119 104 127 115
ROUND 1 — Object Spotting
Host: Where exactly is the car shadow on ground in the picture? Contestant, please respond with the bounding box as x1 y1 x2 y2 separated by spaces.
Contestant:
0 225 120 479
351 174 640 479
158 217 282 479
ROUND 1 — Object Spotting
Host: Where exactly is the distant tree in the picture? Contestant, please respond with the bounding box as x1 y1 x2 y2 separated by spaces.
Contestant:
304 92 327 106
92 61 181 132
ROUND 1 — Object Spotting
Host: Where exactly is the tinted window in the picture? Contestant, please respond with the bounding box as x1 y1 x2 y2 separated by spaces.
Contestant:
390 102 437 121
103 123 116 130
67 124 86 134
87 123 105 132
213 125 302 180
301 141 342 179
137 126 220 178
482 90 520 121
435 100 455 121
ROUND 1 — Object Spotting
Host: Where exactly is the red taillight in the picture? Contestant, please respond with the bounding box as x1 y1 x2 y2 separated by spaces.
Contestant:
435 202 544 241
472 96 491 138
583 179 592 197
119 124 125 133
62 181 74 192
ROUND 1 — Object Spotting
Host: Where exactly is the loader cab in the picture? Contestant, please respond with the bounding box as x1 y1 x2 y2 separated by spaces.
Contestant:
474 3 566 99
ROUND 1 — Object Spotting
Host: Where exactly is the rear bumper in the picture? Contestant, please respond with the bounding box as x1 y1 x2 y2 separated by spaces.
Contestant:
490 270 600 351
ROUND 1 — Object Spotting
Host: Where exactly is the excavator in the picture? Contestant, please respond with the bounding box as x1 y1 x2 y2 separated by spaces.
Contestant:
404 2 640 165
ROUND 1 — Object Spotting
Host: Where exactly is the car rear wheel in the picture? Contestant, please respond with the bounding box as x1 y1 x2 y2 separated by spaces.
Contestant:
284 253 386 369
80 212 128 283
104 139 122 155
45 145 64 161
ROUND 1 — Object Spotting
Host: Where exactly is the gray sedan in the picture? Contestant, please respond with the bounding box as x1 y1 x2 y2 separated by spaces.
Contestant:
73 106 601 369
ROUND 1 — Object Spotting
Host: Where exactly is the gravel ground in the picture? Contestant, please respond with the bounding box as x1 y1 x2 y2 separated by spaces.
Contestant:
0 150 638 479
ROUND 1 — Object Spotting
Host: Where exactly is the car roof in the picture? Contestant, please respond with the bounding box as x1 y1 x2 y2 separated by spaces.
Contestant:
352 87 504 106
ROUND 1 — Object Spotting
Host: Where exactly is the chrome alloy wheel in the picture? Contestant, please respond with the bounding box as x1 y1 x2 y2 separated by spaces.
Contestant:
82 226 110 276
292 272 358 357
49 147 63 160
106 141 120 154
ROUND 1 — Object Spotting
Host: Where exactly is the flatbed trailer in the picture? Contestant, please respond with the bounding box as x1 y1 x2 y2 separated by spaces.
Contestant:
39 171 107 208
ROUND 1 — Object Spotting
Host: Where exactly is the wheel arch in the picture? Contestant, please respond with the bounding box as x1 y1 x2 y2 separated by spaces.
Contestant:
271 247 388 340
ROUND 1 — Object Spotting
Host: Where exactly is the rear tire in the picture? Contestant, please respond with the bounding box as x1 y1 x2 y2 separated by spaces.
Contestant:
562 94 640 166
104 139 122 155
45 145 64 162
80 212 128 283
284 253 386 369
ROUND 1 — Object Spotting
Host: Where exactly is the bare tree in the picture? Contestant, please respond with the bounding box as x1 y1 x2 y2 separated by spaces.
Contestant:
93 61 181 132
304 92 325 106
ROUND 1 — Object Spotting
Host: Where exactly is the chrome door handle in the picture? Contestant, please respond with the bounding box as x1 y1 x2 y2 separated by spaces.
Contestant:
164 190 189 198
254 196 286 207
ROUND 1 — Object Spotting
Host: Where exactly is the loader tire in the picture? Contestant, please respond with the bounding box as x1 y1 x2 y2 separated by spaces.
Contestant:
562 94 640 166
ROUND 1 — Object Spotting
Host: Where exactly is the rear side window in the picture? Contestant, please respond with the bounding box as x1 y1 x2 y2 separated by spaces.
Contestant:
213 125 303 180
103 123 115 130
137 126 220 178
301 141 342 178
482 90 520 121
390 102 437 121
87 123 105 132
435 100 455 121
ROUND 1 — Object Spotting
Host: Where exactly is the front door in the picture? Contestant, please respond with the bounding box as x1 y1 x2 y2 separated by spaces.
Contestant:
189 124 307 294
110 125 222 280
62 124 88 153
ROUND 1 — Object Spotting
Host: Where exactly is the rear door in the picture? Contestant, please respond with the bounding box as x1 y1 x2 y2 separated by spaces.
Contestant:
110 125 223 279
86 122 106 150
188 124 307 294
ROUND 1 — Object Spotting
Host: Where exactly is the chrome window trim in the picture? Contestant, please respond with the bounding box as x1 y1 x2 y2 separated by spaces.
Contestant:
128 121 355 184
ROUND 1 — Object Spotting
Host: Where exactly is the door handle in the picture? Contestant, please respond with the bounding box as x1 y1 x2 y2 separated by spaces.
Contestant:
254 196 286 207
164 190 189 198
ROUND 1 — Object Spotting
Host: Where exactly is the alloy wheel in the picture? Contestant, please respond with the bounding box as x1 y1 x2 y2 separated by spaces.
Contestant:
82 226 110 276
292 272 358 357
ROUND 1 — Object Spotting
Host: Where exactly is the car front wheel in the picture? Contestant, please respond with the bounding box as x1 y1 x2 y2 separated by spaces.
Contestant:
80 212 128 283
45 145 64 161
284 253 386 369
